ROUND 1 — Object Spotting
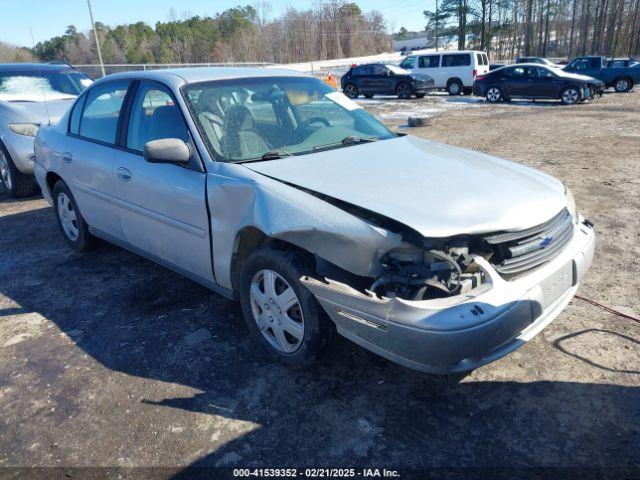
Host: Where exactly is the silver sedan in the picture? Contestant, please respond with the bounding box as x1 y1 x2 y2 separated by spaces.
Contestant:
34 68 594 373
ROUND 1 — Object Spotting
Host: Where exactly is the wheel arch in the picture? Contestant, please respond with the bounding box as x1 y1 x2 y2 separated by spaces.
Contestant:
45 171 63 196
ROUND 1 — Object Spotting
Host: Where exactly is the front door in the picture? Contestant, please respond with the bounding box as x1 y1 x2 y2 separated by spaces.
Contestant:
113 81 213 282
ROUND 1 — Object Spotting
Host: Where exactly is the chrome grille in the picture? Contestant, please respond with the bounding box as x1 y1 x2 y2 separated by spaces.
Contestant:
484 208 574 276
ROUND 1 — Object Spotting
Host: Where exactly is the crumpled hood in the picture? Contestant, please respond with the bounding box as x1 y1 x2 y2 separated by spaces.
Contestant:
245 136 567 238
557 70 600 82
0 98 75 125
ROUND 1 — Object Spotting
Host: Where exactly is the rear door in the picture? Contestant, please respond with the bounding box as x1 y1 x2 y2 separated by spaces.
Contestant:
501 66 528 97
441 53 473 86
475 52 490 76
112 80 213 281
65 79 130 238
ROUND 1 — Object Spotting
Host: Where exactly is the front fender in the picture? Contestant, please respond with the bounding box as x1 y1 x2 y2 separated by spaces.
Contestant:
206 163 402 291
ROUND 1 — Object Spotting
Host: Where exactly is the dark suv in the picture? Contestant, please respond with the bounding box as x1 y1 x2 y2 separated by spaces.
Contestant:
341 63 434 99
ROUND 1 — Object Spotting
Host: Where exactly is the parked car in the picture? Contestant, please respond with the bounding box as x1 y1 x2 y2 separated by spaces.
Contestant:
0 63 93 197
473 64 605 104
340 63 434 99
563 56 640 92
35 68 594 374
400 50 490 95
515 56 562 68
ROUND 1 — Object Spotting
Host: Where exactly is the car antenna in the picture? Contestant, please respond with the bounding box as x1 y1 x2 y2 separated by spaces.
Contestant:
29 27 51 126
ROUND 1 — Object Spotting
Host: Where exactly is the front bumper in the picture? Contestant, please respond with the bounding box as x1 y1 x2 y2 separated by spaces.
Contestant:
0 129 36 174
303 217 595 374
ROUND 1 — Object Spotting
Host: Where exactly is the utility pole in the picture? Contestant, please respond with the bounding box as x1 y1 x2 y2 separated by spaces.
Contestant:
87 0 106 77
435 0 439 51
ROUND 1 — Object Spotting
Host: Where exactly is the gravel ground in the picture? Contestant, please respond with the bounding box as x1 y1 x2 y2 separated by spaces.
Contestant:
0 90 639 479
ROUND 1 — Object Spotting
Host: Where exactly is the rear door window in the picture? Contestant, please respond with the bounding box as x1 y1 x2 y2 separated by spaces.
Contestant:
442 54 471 67
78 80 129 144
505 66 526 77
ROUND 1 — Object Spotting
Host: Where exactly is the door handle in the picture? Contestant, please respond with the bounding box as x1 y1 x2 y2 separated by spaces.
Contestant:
117 167 132 182
62 153 73 163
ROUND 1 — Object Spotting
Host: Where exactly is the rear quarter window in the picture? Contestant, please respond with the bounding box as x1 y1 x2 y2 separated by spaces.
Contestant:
442 54 471 67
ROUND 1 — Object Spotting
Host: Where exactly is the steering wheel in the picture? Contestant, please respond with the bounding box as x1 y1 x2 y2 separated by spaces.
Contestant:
298 116 331 130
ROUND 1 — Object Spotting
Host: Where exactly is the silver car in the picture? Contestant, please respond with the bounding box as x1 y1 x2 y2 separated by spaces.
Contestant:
34 68 595 373
0 63 92 197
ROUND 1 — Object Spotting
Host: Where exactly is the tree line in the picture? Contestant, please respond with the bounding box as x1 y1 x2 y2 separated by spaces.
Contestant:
423 0 640 59
0 1 390 65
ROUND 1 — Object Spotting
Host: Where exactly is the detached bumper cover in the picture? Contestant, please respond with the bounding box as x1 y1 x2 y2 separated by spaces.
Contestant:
303 218 595 373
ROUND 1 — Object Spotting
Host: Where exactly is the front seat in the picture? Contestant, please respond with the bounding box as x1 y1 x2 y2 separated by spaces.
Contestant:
146 105 190 144
221 105 270 160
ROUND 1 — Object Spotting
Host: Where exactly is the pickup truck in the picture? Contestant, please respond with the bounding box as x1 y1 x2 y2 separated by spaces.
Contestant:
563 56 640 92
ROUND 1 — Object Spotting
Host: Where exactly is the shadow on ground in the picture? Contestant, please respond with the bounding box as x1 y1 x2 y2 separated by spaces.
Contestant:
1 204 638 477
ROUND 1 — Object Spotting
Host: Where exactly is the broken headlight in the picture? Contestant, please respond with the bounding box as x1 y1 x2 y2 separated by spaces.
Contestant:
371 242 485 301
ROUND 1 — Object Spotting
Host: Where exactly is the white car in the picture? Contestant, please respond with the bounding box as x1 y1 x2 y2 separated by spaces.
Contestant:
400 50 490 95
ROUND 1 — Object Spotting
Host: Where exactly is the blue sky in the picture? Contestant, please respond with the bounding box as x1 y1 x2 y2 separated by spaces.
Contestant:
2 0 432 47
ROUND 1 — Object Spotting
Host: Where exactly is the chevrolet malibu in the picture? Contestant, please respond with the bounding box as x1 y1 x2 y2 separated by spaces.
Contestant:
34 68 595 373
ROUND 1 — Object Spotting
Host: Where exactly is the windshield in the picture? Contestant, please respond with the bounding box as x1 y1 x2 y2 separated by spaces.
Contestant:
185 76 395 163
387 65 410 75
0 69 93 102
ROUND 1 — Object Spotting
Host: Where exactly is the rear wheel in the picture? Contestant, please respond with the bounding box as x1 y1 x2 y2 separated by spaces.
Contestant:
239 246 335 367
396 82 413 99
463 87 473 95
52 181 95 252
0 142 36 198
614 78 632 92
485 86 502 103
447 79 463 95
343 83 359 99
560 87 580 105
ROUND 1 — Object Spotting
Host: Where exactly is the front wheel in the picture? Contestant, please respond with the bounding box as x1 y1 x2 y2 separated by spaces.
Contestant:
239 247 335 367
396 82 413 99
343 83 359 99
0 142 37 198
52 181 95 252
560 87 580 105
485 86 502 103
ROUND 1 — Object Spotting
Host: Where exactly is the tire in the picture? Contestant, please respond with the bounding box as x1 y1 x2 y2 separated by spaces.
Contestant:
447 79 463 95
0 142 37 198
343 83 359 99
364 93 374 99
239 246 335 368
485 86 502 103
415 93 425 99
463 87 473 95
52 181 94 252
560 87 580 105
614 78 632 93
396 82 413 99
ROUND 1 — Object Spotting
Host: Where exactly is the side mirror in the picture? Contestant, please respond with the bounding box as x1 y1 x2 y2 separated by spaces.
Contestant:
143 138 190 164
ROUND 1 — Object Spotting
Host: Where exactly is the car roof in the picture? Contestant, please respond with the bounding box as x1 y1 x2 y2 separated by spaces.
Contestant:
405 50 484 57
0 63 76 72
92 67 306 88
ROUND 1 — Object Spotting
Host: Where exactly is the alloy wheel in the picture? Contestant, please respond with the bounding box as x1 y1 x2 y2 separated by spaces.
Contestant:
449 82 461 95
562 88 579 104
57 192 80 241
486 87 501 102
344 84 358 99
249 269 305 353
397 83 411 99
615 79 629 92
0 149 12 191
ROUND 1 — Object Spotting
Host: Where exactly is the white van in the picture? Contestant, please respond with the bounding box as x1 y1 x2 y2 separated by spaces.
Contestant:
400 50 490 95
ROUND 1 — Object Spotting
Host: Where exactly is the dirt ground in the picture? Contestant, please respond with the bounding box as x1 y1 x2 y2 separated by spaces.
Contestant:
1 90 639 479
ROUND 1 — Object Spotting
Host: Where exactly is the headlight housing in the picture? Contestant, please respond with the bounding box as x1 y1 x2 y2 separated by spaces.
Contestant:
9 123 40 137
565 186 577 224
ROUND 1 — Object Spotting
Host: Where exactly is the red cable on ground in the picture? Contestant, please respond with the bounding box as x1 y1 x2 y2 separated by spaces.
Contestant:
574 295 640 324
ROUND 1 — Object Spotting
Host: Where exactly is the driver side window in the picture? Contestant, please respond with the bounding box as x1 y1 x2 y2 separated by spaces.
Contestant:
126 82 190 153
